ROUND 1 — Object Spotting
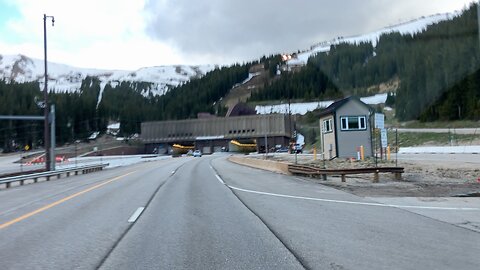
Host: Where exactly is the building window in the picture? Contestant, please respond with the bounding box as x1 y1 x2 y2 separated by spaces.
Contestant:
340 116 367 131
322 118 333 133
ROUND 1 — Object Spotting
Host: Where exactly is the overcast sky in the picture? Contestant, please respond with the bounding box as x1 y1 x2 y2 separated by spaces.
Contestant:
0 0 476 70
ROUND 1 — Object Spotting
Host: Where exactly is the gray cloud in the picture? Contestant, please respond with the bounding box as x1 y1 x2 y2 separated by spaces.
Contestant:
144 0 471 64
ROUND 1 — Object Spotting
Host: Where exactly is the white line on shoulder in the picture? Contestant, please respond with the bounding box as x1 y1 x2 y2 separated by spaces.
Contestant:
228 186 480 211
215 174 225 185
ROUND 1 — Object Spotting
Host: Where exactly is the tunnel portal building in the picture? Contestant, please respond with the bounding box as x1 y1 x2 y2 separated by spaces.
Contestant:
141 114 293 154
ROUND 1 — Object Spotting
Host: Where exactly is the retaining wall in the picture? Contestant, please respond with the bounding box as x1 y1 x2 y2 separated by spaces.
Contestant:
228 155 291 175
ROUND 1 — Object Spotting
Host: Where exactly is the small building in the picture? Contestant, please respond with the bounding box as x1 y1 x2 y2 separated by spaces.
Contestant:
318 96 374 159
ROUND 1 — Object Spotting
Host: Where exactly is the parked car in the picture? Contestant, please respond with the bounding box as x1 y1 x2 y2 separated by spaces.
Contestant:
193 150 202 157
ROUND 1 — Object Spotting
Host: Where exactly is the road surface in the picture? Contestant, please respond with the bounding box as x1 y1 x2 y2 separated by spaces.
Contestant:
0 155 479 269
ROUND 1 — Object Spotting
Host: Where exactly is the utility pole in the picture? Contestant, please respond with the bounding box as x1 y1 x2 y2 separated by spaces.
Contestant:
43 14 54 171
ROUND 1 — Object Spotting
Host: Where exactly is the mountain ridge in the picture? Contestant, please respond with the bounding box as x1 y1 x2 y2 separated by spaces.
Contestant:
287 10 462 66
1 9 462 97
0 54 215 97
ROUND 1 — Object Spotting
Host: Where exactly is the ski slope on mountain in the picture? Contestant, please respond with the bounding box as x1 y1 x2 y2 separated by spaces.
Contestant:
0 54 214 96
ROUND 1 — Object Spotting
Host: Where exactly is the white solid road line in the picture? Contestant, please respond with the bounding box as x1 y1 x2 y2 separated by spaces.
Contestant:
209 165 225 185
128 207 145 223
210 164 479 211
215 175 225 185
226 185 480 211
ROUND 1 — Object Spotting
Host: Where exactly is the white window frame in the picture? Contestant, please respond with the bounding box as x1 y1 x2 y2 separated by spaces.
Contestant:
340 116 367 131
322 118 333 133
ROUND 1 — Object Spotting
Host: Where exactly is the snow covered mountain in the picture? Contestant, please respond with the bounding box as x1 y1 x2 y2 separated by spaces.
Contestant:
0 54 215 97
1 10 462 102
287 11 462 66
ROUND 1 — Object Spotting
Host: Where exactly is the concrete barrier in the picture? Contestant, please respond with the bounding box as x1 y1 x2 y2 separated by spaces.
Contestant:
228 156 291 175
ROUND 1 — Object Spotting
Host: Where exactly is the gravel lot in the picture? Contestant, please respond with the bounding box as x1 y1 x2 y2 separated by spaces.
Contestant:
254 153 480 197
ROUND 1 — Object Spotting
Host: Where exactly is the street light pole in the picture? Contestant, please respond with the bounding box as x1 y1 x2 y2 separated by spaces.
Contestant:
43 14 54 171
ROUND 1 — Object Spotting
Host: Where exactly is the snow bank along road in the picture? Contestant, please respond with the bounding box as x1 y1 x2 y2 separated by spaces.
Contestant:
0 155 479 269
396 128 479 134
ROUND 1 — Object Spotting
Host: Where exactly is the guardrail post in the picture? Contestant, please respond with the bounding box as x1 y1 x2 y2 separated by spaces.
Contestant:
6 182 10 188
34 178 38 183
373 171 379 183
322 174 327 180
57 174 61 179
395 172 402 181
46 176 50 181
341 174 346 182
20 180 24 186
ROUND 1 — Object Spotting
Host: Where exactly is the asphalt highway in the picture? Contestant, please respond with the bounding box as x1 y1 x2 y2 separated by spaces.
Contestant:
0 154 479 269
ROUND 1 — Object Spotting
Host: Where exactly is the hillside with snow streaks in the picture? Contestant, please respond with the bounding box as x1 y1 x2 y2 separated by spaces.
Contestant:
288 11 461 66
0 54 215 97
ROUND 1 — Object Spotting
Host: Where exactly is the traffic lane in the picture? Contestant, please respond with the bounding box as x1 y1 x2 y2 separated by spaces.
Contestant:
212 157 480 270
0 157 183 222
100 156 304 270
0 157 190 270
0 163 141 218
0 158 189 269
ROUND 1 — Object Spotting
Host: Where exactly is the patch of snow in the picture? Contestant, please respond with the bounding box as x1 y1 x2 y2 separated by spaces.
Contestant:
399 146 480 154
88 131 100 140
360 93 388 105
255 93 388 115
56 155 172 170
241 72 261 85
256 101 333 115
384 106 393 111
107 122 120 129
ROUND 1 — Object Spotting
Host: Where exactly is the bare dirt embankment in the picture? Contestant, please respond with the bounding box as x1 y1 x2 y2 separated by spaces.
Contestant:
232 154 480 197
222 64 268 110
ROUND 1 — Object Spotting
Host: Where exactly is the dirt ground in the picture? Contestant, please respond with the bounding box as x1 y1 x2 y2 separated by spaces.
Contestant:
259 154 480 197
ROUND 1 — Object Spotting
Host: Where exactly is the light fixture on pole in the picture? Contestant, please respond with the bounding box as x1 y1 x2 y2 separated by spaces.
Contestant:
43 14 54 171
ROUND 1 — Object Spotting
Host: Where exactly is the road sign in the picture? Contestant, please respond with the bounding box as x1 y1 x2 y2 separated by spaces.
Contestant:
381 129 388 148
375 113 385 129
24 145 30 151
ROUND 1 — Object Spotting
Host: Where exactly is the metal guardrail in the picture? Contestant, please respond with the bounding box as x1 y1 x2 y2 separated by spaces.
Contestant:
288 164 404 183
0 164 109 189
